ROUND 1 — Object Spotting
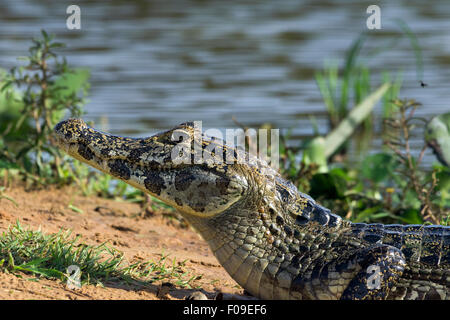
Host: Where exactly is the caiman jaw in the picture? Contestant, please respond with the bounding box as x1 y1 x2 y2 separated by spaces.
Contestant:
53 119 248 218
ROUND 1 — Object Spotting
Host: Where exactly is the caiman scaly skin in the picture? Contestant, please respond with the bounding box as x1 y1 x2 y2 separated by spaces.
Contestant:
53 119 450 300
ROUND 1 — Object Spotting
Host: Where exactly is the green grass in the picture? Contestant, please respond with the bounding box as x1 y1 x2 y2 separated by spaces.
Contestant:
0 186 18 207
0 221 200 289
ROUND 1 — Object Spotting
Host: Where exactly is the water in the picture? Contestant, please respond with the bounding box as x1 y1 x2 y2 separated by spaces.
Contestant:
1 0 449 162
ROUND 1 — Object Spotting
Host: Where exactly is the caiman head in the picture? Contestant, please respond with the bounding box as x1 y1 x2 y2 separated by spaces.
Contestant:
53 119 263 219
54 119 349 300
54 119 334 228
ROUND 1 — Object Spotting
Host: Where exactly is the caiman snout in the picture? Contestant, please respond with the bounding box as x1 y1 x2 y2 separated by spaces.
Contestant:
54 118 89 144
53 118 248 219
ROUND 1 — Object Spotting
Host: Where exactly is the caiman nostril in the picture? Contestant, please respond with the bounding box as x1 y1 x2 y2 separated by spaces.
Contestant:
54 120 66 133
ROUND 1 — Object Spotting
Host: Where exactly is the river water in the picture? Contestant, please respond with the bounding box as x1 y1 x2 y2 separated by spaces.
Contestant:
1 0 449 162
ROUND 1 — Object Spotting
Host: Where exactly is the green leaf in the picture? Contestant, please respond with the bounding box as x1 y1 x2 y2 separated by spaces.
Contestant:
309 170 348 199
399 208 423 224
49 42 65 49
352 206 383 223
14 264 65 280
323 83 390 159
425 112 450 167
0 159 19 170
403 189 421 210
68 204 84 214
51 68 90 100
48 68 90 123
301 137 328 173
0 82 24 116
361 153 399 184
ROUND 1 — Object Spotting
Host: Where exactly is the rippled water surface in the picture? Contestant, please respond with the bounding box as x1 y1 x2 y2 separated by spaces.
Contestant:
1 0 449 160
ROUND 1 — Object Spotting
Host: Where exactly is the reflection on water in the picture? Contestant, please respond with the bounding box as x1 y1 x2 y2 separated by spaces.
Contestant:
0 0 449 162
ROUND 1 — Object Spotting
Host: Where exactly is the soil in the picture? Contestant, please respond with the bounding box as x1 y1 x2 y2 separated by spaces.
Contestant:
0 184 244 300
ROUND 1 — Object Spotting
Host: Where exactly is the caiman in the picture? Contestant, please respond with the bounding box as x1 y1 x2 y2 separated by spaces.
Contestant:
53 119 450 300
